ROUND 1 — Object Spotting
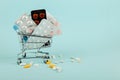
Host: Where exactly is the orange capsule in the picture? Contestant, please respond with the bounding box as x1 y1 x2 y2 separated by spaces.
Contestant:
48 63 56 69
23 64 32 68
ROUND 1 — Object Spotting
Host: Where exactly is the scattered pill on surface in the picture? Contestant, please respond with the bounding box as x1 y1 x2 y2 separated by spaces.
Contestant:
59 60 64 63
33 64 40 67
23 64 32 68
19 63 27 66
48 63 56 69
75 58 81 63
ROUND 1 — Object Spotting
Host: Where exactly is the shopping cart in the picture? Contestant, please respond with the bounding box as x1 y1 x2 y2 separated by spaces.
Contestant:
16 32 52 65
13 10 61 65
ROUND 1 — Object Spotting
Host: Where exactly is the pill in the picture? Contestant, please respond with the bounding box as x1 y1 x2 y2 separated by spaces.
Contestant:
59 60 64 63
23 64 32 68
56 67 62 72
75 58 80 63
71 59 75 62
48 63 56 69
33 64 39 67
19 63 27 66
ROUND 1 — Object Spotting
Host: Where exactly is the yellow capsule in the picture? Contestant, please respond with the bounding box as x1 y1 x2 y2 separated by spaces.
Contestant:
23 64 32 68
48 63 56 69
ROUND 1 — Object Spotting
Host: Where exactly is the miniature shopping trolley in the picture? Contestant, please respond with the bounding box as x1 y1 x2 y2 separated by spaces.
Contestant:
13 9 61 65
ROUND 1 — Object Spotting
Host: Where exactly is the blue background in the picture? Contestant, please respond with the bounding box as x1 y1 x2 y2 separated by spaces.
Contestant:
0 0 120 80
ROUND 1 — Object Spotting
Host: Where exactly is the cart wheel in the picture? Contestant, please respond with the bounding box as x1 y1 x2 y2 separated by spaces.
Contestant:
43 60 48 64
46 56 50 59
44 56 50 59
17 59 22 65
22 52 26 58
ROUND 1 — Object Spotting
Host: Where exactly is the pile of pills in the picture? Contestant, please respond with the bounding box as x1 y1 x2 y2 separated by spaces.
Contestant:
44 60 63 72
14 9 61 37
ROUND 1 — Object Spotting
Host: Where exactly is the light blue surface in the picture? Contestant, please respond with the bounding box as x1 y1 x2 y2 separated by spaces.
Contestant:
0 0 120 80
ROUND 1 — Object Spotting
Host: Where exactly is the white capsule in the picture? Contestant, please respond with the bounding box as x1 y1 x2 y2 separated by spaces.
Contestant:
75 58 80 63
71 59 75 62
33 64 39 67
56 67 62 72
59 60 64 63
75 58 80 60
19 63 27 66
56 66 60 70
57 69 62 72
